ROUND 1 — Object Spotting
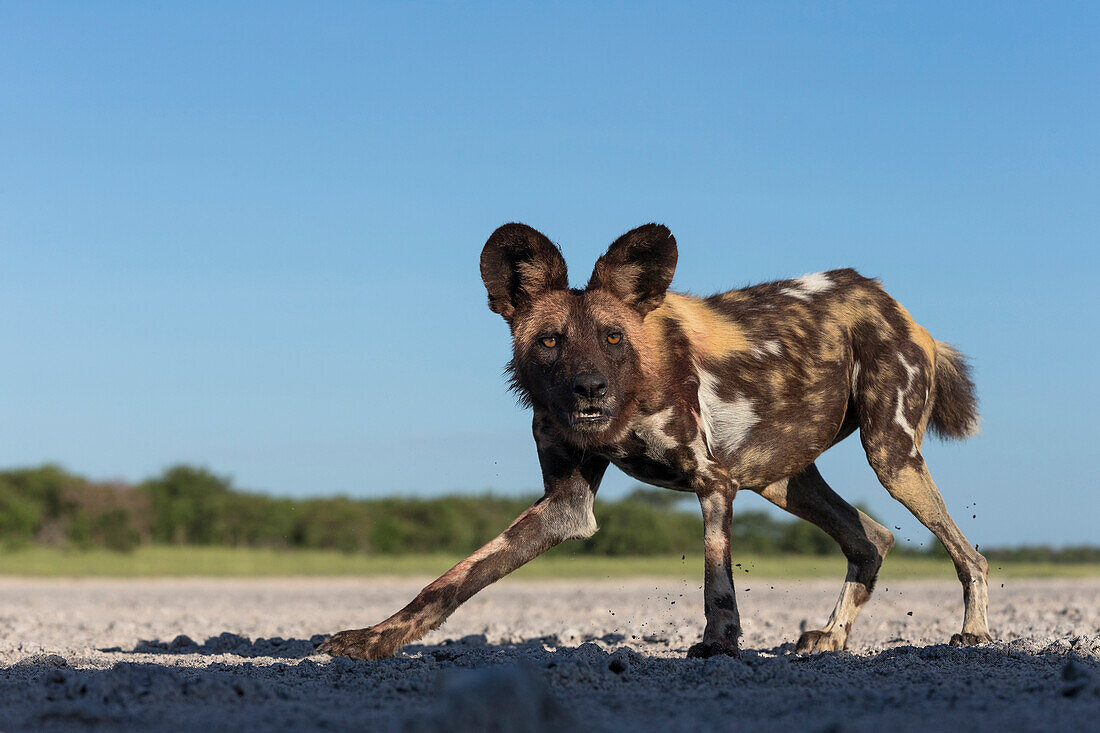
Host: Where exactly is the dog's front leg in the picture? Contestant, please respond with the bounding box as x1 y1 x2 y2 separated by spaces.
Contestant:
320 450 608 660
687 483 741 658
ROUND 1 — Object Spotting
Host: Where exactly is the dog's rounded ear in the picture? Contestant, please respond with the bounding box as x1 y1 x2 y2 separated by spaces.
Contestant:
588 224 677 316
480 223 569 322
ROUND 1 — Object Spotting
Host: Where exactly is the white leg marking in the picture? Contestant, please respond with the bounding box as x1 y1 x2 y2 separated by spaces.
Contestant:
898 354 920 382
894 354 922 456
894 388 919 457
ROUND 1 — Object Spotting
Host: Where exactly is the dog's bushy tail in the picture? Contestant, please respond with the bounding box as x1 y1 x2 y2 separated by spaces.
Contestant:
929 341 980 440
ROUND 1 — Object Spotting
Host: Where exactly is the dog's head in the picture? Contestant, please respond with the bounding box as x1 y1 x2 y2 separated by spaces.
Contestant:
480 223 677 444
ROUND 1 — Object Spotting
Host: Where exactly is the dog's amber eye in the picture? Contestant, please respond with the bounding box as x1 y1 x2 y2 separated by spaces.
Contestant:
540 336 557 348
606 332 622 345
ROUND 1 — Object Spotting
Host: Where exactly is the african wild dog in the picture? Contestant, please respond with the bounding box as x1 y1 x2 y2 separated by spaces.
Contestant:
320 223 990 660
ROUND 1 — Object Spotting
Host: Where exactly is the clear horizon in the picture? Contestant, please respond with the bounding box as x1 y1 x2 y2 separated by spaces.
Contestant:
2 2 1097 547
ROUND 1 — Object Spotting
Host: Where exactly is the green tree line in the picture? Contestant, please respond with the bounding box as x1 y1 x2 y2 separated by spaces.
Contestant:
0 464 1095 561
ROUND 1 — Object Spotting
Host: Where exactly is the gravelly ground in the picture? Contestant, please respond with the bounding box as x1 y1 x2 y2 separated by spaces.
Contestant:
0 576 1097 731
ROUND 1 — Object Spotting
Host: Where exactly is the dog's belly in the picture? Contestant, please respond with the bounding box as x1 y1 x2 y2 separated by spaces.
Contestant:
607 453 697 492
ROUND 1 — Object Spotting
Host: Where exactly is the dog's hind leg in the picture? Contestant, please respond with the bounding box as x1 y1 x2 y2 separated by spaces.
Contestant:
866 457 990 645
755 463 895 652
320 450 609 660
857 346 990 646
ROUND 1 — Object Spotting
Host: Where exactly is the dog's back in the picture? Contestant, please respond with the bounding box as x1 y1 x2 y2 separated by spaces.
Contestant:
641 268 979 487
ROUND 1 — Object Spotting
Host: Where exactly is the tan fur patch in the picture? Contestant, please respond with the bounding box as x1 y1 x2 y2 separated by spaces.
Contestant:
658 293 749 358
830 290 895 337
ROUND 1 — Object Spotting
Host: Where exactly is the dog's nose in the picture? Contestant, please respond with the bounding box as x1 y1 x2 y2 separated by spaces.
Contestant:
572 372 608 399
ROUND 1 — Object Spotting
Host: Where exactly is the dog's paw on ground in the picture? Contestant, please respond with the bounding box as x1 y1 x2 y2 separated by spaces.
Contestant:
950 632 993 647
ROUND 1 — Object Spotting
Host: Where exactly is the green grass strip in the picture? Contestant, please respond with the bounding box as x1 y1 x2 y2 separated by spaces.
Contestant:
0 546 1098 579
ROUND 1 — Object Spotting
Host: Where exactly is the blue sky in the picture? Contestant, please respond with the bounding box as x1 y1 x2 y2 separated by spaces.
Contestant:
1 2 1096 546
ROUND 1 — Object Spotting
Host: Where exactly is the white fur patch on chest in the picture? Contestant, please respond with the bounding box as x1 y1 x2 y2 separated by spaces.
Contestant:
633 406 678 460
697 369 759 457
